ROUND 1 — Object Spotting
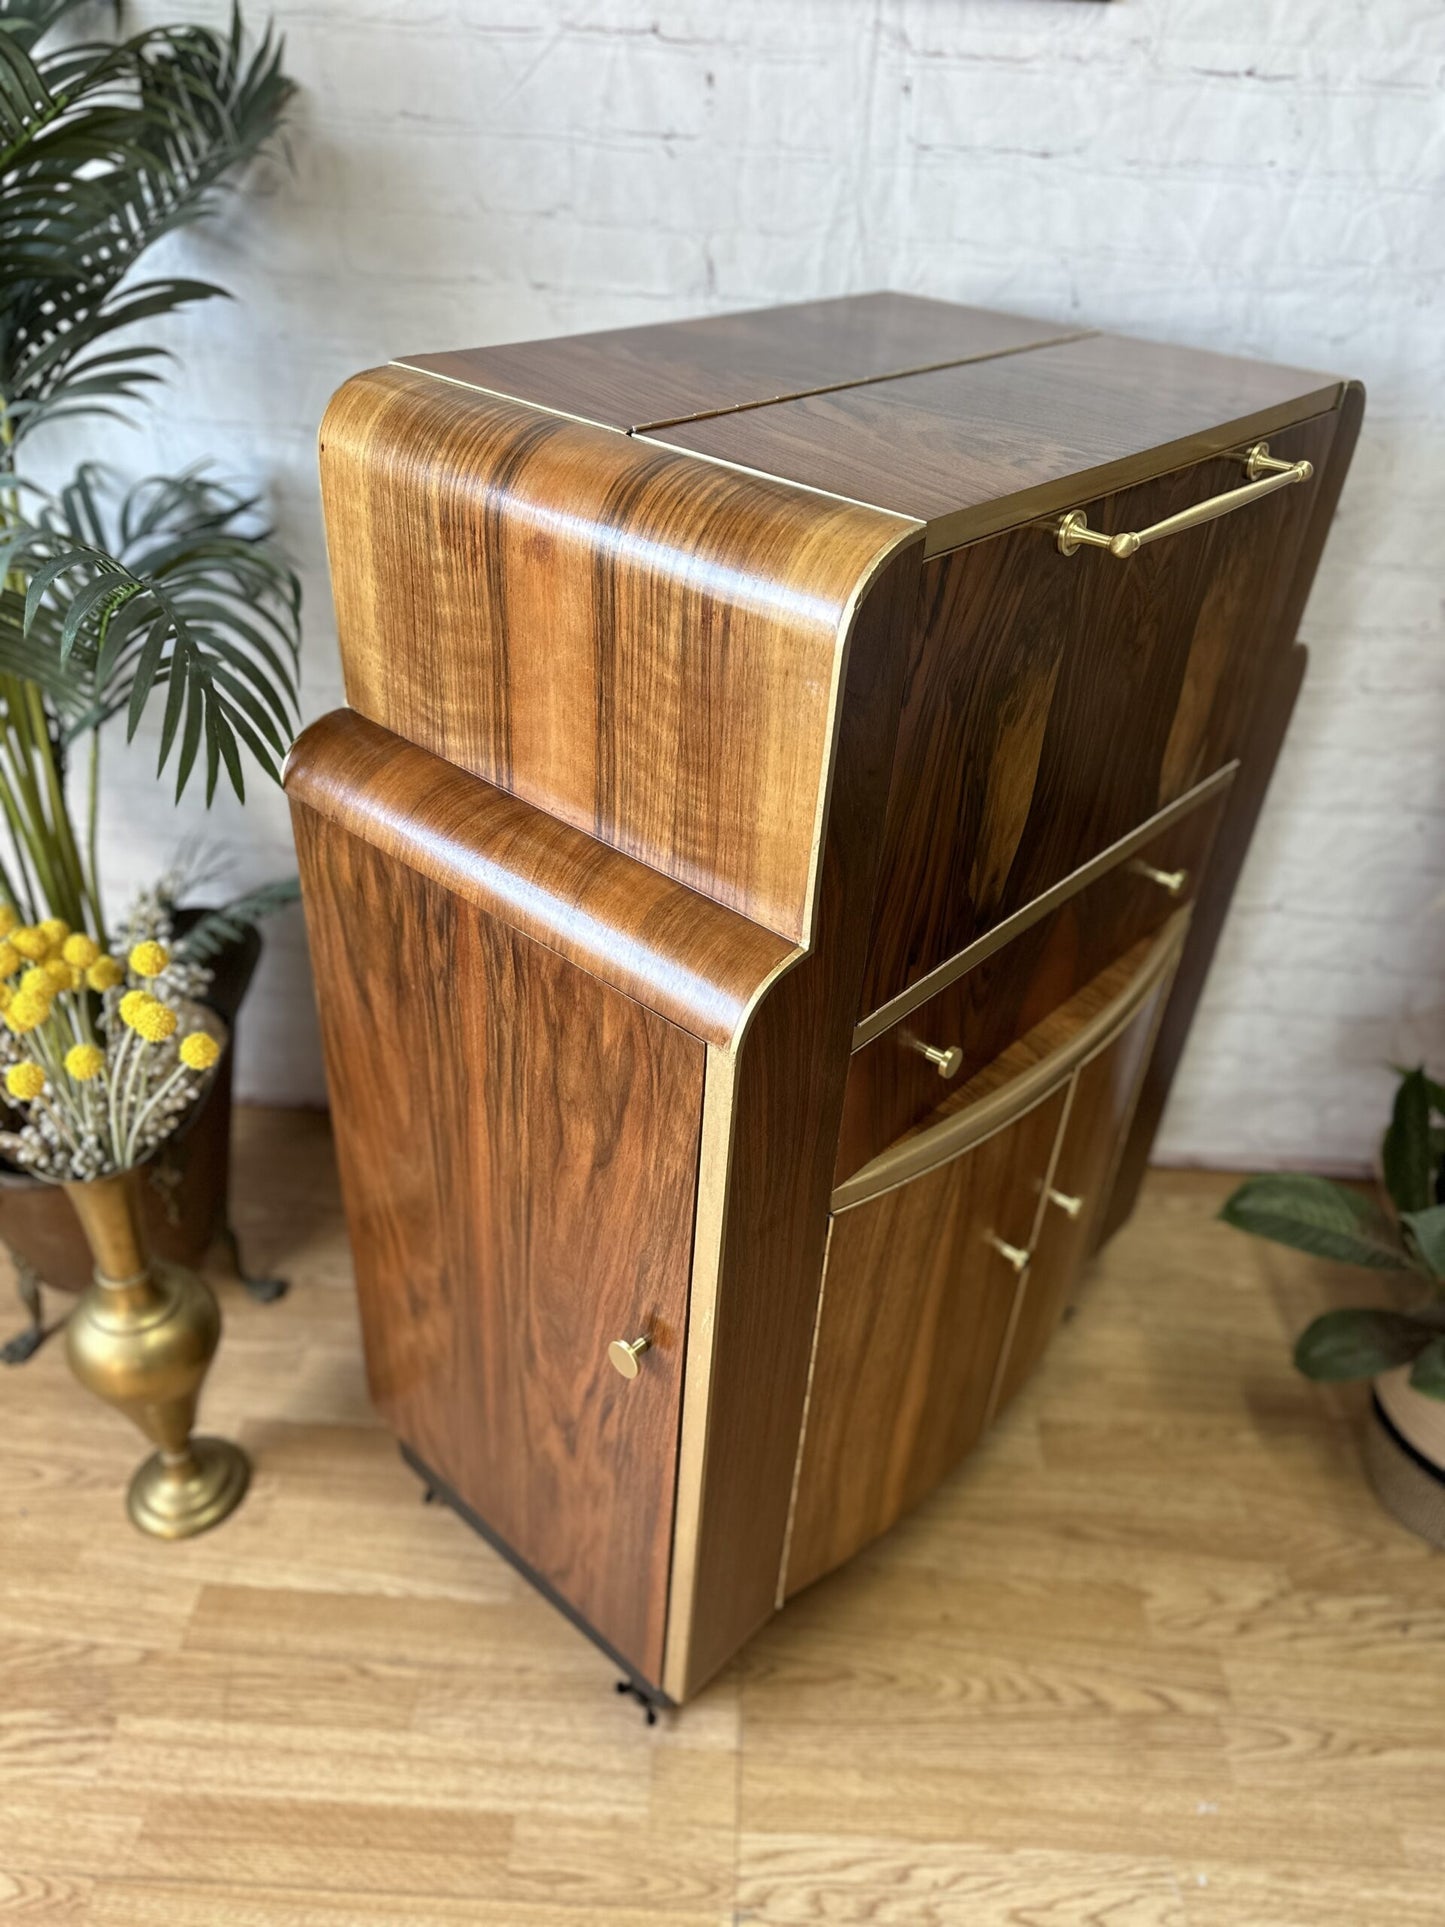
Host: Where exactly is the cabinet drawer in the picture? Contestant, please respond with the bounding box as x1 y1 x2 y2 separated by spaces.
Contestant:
860 412 1336 1013
837 784 1227 1186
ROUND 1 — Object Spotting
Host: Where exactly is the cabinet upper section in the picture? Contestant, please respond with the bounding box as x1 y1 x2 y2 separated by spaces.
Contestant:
319 295 1354 948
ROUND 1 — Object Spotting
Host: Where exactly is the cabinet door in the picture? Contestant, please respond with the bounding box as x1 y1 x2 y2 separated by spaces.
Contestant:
296 811 702 1685
784 1086 1068 1598
991 982 1169 1416
860 414 1337 1013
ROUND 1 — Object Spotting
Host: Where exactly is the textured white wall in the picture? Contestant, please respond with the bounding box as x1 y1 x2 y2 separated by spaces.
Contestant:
38 0 1445 1169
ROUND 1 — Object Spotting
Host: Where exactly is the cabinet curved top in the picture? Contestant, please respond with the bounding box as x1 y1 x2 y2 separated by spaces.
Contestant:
319 363 918 948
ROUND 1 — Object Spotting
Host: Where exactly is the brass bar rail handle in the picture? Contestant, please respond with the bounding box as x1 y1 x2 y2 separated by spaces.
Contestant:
1056 443 1313 558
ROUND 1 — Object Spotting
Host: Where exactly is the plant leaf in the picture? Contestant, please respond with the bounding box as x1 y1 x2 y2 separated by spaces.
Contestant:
1294 1309 1434 1382
1383 1067 1434 1214
1400 1203 1445 1282
174 874 300 961
1407 1335 1445 1401
1220 1174 1412 1271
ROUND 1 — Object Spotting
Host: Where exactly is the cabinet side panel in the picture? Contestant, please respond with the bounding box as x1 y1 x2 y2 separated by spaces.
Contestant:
319 365 913 946
292 800 704 1685
666 542 923 1700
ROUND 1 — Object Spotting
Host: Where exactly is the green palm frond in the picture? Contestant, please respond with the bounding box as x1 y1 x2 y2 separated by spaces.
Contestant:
1 4 294 444
175 873 300 962
1 464 301 803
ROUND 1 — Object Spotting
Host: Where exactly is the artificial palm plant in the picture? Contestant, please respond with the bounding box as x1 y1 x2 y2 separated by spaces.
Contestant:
0 0 300 947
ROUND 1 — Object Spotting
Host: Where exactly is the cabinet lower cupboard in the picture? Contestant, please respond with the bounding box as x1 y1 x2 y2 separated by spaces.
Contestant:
290 294 1360 1704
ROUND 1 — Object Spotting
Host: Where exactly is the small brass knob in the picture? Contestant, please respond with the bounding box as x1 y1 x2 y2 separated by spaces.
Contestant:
1047 1187 1084 1219
607 1335 652 1380
913 1039 964 1079
986 1234 1030 1274
1130 859 1189 898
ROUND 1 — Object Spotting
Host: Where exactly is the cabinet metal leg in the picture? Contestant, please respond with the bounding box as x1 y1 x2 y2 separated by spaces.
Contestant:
1 1255 60 1365
215 1219 289 1304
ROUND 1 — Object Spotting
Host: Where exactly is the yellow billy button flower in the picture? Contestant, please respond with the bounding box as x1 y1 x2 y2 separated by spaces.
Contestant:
128 940 169 979
118 989 155 1029
0 903 17 938
64 1042 106 1083
0 942 18 978
61 933 100 969
0 985 11 1013
5 1060 45 1101
19 966 50 997
10 927 48 962
3 989 51 1034
179 1031 221 1072
132 1000 178 1044
42 958 72 991
37 918 69 948
87 956 124 992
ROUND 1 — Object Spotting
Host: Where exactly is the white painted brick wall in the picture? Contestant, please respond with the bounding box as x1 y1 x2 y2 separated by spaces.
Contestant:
30 0 1445 1170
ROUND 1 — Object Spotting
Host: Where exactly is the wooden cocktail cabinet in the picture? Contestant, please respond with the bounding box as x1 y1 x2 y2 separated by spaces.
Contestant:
288 295 1360 1706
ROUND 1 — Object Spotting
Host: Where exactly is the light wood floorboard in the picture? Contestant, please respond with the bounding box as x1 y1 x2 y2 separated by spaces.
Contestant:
0 1109 1437 1924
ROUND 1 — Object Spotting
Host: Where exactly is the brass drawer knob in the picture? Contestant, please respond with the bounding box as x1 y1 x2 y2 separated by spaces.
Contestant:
1130 860 1189 898
1047 1187 1084 1219
986 1234 1030 1274
607 1335 652 1380
912 1039 964 1079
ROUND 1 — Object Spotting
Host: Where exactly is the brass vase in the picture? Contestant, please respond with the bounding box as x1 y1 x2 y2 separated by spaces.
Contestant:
63 1169 249 1538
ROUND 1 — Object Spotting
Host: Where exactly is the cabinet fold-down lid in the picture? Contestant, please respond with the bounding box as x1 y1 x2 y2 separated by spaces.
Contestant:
398 291 1344 553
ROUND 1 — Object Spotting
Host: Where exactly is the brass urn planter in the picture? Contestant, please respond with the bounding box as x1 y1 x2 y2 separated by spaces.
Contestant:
63 1167 249 1539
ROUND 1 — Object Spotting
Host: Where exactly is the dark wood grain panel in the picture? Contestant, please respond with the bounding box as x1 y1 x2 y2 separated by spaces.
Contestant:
664 540 923 1700
320 365 915 946
1101 381 1365 1243
836 787 1226 1184
285 708 795 1050
290 803 704 1685
991 987 1168 1417
400 292 1076 433
859 412 1338 1014
650 330 1341 543
785 1086 1069 1599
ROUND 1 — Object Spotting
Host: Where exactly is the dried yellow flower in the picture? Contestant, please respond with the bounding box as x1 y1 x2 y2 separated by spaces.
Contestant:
5 1061 45 1101
86 956 124 992
42 958 72 991
131 1000 178 1044
19 966 50 997
0 904 17 938
61 933 100 968
179 1031 221 1072
3 989 51 1034
10 927 48 962
37 918 69 948
0 985 11 1013
0 942 18 979
128 940 169 979
64 1042 106 1083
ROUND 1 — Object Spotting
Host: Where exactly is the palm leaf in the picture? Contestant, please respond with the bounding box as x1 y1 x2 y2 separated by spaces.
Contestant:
175 874 300 962
3 465 300 804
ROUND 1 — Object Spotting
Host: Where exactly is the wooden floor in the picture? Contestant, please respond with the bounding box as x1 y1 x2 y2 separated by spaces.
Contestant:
1 1108 1440 1925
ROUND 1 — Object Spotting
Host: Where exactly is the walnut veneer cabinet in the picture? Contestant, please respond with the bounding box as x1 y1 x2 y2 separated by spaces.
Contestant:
287 294 1361 1707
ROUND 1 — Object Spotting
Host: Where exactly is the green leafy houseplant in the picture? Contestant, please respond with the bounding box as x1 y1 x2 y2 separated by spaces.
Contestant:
0 0 299 945
1221 1068 1445 1401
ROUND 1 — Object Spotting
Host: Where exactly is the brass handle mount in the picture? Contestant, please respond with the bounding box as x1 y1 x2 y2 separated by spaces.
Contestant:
1131 859 1189 898
911 1038 964 1079
607 1335 652 1380
1047 1187 1084 1219
1056 443 1313 559
986 1233 1030 1274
